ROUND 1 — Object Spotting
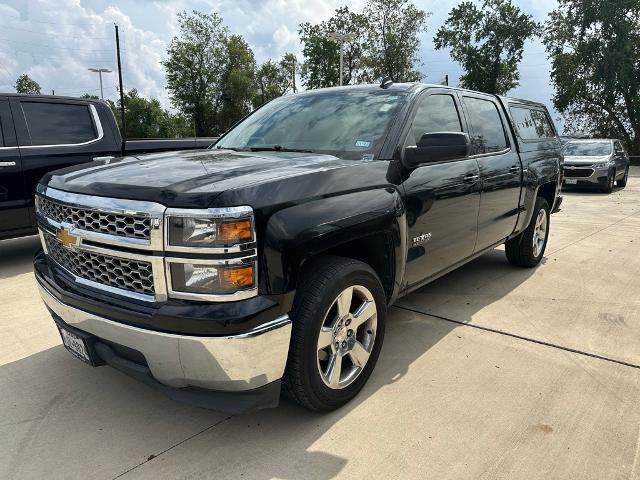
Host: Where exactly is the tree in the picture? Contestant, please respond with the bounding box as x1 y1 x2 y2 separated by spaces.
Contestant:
163 11 228 136
108 89 194 138
15 74 41 94
217 34 256 132
254 53 297 108
364 0 429 83
299 7 369 88
434 0 540 95
544 0 640 154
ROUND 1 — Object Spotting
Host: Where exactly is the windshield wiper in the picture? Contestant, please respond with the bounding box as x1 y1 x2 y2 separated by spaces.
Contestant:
215 145 246 151
249 145 315 153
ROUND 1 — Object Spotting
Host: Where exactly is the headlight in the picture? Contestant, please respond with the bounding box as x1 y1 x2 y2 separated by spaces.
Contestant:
166 207 254 249
593 161 612 169
168 260 256 297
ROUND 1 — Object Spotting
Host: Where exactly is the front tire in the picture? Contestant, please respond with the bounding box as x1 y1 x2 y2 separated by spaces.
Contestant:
283 256 386 412
505 197 550 268
617 167 629 188
603 170 615 193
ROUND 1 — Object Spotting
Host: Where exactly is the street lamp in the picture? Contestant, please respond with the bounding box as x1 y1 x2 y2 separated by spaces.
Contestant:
88 68 113 100
325 32 356 86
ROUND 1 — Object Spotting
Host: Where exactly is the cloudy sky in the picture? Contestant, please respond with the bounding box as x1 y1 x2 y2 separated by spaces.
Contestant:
0 0 562 127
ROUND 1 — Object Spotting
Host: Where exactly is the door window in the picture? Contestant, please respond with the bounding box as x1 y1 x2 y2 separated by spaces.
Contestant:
614 142 624 154
0 117 4 147
407 94 462 147
463 97 508 154
21 102 97 146
510 106 555 139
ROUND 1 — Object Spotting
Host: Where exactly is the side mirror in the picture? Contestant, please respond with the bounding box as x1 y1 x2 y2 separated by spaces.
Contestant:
403 132 471 167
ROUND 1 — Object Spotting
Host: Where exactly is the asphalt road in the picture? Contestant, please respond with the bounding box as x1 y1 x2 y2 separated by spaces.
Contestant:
2 168 640 480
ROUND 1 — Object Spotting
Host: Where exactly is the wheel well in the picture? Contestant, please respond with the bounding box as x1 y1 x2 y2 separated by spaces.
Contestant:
302 234 395 301
537 181 557 208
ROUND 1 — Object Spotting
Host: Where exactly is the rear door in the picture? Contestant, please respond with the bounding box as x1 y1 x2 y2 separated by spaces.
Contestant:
400 89 481 287
460 93 522 252
9 97 116 218
613 140 628 176
0 98 29 235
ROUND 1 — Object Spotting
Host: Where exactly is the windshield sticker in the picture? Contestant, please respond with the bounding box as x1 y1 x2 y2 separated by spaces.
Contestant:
355 140 371 148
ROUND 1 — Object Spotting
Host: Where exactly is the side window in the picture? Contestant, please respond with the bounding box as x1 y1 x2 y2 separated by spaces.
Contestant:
463 96 508 154
408 94 462 146
614 142 624 154
21 102 97 146
0 116 4 147
511 106 555 140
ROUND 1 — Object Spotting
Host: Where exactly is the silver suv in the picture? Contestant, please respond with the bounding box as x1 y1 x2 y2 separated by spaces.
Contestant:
562 139 630 193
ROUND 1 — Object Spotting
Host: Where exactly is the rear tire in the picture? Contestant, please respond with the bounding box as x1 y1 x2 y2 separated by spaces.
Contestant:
282 256 386 411
505 197 550 268
617 167 629 188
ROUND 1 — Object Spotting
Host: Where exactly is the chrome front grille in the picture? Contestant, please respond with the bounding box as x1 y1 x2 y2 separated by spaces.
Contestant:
43 230 155 296
37 196 152 240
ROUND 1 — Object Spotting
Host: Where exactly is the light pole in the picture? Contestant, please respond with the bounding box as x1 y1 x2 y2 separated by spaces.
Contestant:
326 32 356 86
88 68 112 100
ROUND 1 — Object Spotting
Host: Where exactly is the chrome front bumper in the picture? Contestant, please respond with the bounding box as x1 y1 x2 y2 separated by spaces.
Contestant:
39 282 292 392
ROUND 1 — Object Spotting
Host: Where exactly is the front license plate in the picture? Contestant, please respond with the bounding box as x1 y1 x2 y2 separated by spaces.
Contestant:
565 178 578 185
59 326 91 364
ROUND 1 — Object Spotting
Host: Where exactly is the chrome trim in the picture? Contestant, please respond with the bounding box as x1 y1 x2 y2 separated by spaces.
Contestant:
165 255 258 302
36 185 165 251
39 227 166 303
164 206 256 254
19 104 105 149
39 281 292 391
0 161 17 167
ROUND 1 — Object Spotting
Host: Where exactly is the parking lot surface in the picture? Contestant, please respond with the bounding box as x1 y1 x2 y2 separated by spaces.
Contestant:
2 168 640 480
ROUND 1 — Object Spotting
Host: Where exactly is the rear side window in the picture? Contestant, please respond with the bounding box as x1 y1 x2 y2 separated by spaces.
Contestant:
21 102 97 146
511 106 555 140
463 97 507 154
614 142 624 154
409 94 462 146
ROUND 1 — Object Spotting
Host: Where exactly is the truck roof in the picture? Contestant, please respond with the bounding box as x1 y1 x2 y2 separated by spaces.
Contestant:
0 92 106 104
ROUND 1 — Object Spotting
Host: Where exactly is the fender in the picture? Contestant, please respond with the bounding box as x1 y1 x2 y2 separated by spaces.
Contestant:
512 153 560 236
262 187 406 300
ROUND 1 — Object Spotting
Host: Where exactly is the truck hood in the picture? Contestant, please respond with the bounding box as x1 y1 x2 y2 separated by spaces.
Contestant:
564 155 610 166
43 149 388 208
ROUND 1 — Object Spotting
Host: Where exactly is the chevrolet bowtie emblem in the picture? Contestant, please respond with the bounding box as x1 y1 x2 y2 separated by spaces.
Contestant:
56 228 80 248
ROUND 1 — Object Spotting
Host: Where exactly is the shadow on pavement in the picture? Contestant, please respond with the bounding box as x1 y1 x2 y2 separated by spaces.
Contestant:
1 248 534 479
0 236 41 279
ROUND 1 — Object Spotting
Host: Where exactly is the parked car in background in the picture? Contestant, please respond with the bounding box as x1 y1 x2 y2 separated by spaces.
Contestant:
0 94 216 241
33 83 562 413
562 139 630 193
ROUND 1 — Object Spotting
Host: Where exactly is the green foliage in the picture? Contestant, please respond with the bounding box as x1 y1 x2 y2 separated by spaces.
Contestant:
15 74 41 94
217 35 256 132
254 53 297 108
108 89 194 139
544 0 640 154
434 0 540 95
299 7 369 88
364 0 429 83
162 11 228 136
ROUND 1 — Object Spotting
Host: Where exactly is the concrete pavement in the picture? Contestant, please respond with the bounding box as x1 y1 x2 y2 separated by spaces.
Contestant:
1 168 640 479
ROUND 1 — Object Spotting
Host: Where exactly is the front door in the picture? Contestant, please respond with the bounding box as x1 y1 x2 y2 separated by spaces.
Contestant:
0 98 29 236
460 94 522 251
401 90 481 288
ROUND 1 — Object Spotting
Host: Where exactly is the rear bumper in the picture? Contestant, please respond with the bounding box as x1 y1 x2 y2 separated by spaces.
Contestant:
37 278 292 413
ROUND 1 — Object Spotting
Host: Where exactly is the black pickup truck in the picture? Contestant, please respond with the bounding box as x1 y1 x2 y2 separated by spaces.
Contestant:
0 94 215 240
33 83 562 413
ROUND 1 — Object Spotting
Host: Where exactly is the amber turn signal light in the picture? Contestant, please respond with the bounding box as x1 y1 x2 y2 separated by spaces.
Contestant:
217 220 252 243
221 265 254 289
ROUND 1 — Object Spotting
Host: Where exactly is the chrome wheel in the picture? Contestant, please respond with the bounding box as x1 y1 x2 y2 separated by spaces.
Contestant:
532 209 547 258
316 285 377 390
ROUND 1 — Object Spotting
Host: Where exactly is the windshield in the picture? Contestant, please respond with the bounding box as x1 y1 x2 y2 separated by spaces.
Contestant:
563 141 612 156
215 89 406 160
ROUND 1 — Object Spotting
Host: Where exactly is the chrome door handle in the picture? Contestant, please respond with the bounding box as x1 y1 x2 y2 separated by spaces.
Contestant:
509 165 520 173
464 174 480 183
93 156 115 161
0 161 16 168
